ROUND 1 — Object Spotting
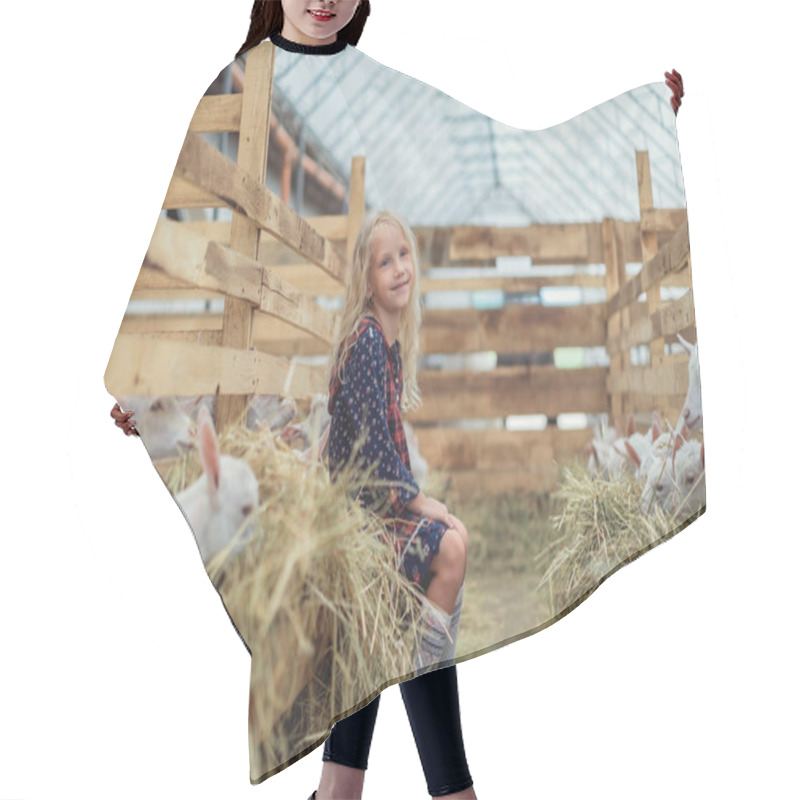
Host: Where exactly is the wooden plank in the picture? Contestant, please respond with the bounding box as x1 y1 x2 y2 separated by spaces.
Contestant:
448 222 602 264
258 257 336 343
407 366 608 423
606 289 696 356
640 207 688 233
627 398 685 427
346 156 366 264
146 218 336 343
260 266 608 297
148 330 223 347
431 221 685 267
605 355 689 397
178 219 232 242
104 335 323 398
606 219 690 317
164 174 227 210
422 304 607 353
119 314 223 335
218 40 275 432
619 221 685 265
415 427 590 471
131 265 222 299
145 217 262 305
188 93 243 134
174 216 345 247
173 134 347 284
250 305 608 357
421 273 606 293
306 215 349 240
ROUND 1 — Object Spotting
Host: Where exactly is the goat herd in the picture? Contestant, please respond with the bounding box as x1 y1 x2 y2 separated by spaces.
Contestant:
585 333 705 519
118 332 703 568
118 392 429 568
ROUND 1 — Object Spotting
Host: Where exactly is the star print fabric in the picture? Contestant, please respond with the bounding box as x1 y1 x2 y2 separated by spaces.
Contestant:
328 314 446 590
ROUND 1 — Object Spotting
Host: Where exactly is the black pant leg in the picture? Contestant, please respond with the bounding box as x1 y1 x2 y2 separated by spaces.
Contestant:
322 693 381 771
399 665 474 797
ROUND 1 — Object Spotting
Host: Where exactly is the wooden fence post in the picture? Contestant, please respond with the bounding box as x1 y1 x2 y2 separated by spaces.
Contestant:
346 156 366 263
636 150 666 417
603 217 628 425
216 41 276 433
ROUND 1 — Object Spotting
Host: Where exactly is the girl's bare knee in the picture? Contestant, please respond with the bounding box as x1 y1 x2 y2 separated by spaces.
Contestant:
456 523 469 554
441 528 467 576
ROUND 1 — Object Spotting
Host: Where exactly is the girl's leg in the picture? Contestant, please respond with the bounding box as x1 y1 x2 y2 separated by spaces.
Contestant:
426 528 467 614
400 665 476 799
316 695 381 800
414 528 468 671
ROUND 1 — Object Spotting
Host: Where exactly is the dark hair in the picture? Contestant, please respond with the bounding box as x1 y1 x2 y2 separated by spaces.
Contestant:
235 1 371 59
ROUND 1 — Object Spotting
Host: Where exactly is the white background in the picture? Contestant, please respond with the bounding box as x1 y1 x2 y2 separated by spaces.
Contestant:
1 1 797 798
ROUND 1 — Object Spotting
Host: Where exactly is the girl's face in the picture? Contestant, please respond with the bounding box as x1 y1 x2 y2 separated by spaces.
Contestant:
367 223 414 316
280 0 361 46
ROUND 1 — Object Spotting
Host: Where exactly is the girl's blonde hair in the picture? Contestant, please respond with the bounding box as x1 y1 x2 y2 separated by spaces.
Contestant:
326 210 423 414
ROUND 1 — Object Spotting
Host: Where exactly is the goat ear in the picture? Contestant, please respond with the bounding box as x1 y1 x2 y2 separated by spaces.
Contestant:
197 407 222 497
314 423 331 462
651 410 662 439
627 413 635 437
179 396 201 415
624 439 641 467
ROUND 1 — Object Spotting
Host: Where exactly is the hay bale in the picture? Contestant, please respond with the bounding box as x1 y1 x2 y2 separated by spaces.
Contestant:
538 463 678 616
164 423 423 778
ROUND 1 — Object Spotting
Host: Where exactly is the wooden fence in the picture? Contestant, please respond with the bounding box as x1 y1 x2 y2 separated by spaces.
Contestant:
105 41 695 496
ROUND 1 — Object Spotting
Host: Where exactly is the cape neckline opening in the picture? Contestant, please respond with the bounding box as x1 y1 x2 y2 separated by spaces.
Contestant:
269 31 348 55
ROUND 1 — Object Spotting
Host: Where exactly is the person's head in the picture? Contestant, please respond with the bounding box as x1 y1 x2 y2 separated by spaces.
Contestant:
351 210 421 329
327 210 423 414
236 0 371 59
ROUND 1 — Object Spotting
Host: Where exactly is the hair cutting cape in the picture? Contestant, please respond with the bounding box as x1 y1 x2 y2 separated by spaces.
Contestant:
104 36 704 784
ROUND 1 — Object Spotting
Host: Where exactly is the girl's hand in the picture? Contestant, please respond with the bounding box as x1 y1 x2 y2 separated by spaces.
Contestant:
408 490 445 521
665 69 683 116
111 402 139 437
409 491 465 534
446 513 468 540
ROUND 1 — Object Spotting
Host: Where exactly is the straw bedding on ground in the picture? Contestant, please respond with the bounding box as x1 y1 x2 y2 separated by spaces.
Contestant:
448 459 681 657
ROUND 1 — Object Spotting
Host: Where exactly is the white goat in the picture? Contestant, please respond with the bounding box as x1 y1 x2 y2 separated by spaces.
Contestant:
677 333 703 432
246 394 297 434
640 421 705 517
281 393 331 454
670 437 706 516
118 395 195 460
588 414 652 479
175 407 260 568
640 450 675 514
623 411 668 481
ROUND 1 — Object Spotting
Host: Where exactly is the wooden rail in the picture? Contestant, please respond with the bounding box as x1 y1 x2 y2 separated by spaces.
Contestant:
106 39 697 494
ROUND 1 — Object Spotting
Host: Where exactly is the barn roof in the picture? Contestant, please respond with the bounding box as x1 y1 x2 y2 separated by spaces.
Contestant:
265 45 685 227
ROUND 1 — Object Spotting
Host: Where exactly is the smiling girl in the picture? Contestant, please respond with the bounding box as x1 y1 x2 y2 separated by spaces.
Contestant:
107 3 684 797
322 211 475 799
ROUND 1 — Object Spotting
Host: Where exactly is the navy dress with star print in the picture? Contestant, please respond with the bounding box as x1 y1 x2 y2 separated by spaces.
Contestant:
327 314 446 592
